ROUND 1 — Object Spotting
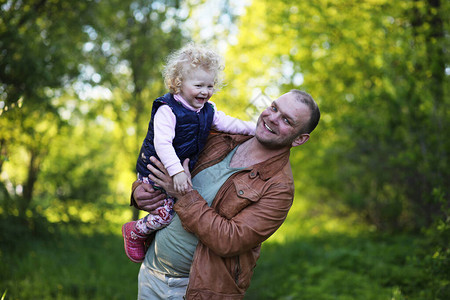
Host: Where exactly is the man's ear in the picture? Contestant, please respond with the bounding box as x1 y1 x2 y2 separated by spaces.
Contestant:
291 133 310 147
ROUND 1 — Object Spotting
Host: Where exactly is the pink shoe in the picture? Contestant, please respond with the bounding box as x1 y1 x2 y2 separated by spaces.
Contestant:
122 221 147 263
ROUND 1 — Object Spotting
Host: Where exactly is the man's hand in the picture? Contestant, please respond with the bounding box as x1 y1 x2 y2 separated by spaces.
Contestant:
173 171 193 195
147 156 192 198
133 183 166 214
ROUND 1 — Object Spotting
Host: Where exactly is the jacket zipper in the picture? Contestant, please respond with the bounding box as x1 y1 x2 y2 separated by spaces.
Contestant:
186 242 200 295
235 256 241 285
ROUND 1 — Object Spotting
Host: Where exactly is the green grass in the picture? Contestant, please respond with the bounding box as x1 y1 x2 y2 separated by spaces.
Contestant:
0 217 141 300
245 233 429 300
244 196 436 299
0 195 444 299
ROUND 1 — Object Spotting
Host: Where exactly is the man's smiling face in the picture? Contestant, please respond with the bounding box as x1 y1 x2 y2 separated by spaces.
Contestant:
255 92 311 149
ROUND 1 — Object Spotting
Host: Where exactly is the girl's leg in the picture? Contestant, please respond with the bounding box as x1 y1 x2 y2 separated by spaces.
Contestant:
137 198 175 234
123 198 175 263
125 174 174 263
135 173 175 233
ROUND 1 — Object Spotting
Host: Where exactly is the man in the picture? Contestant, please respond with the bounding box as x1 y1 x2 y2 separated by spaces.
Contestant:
131 89 320 299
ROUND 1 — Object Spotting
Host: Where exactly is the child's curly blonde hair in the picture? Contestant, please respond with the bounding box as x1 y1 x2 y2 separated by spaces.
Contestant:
163 43 224 94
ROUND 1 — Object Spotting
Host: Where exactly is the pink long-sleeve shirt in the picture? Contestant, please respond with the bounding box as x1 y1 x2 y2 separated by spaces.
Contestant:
154 94 256 176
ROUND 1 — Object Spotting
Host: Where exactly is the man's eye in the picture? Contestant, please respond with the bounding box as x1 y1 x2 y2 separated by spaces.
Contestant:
284 118 290 125
271 106 277 112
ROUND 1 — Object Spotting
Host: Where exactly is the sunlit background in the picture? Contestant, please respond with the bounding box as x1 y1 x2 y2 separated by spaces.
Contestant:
1 0 449 299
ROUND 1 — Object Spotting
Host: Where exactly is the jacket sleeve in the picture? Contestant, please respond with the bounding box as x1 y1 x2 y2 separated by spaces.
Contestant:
173 181 293 257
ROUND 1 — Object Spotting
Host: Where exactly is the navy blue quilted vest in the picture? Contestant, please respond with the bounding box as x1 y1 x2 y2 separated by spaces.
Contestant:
136 93 215 177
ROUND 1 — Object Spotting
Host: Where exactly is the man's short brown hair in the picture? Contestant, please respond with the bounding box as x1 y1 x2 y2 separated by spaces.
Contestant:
290 89 320 134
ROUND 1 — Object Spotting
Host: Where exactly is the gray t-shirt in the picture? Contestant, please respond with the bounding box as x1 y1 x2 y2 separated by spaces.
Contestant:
144 146 242 276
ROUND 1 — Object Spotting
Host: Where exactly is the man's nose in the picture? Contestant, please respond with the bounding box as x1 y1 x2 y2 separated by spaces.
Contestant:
267 109 279 123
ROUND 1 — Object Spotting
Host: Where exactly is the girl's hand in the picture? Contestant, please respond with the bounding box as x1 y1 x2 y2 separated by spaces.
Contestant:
147 157 192 198
173 172 193 195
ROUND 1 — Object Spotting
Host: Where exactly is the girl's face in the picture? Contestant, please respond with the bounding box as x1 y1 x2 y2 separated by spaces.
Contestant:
179 68 215 109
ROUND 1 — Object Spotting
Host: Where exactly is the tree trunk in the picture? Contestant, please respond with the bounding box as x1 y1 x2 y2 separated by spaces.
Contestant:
0 138 6 175
20 149 40 218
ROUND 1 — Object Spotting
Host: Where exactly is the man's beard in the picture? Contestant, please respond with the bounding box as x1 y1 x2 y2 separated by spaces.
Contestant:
255 132 295 150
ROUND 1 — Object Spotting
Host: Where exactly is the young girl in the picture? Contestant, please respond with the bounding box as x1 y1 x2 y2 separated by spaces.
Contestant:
122 43 256 263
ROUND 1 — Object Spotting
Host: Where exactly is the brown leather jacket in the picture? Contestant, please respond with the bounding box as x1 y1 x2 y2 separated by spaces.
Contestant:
132 132 294 299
